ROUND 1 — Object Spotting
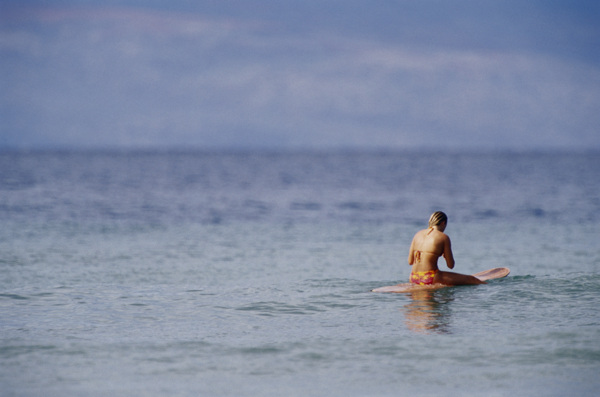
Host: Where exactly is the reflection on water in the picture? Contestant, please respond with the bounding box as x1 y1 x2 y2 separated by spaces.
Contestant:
402 289 454 334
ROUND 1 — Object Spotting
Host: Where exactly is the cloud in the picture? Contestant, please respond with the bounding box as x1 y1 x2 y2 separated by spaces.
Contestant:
1 3 599 150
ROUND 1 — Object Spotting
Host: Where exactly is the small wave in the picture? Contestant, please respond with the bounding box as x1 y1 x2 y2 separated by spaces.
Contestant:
474 209 499 219
0 293 29 300
0 345 56 358
337 201 385 211
238 346 285 355
236 301 325 316
528 208 546 217
510 275 537 281
290 201 322 211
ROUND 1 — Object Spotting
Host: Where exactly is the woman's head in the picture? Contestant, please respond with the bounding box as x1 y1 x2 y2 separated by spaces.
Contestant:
428 211 448 228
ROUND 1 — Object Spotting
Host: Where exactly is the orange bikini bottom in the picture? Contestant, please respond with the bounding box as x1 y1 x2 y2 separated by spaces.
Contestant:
409 270 438 285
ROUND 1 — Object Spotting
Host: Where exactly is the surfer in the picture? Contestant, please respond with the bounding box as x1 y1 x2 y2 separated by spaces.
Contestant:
408 211 485 286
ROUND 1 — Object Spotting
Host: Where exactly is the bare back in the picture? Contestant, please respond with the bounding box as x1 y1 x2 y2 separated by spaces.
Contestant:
408 227 455 272
406 214 484 286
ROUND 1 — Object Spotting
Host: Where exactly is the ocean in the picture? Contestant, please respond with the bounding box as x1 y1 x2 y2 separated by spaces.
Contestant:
1 150 599 396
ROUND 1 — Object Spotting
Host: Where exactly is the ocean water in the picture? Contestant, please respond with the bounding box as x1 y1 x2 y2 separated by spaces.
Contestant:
1 150 599 397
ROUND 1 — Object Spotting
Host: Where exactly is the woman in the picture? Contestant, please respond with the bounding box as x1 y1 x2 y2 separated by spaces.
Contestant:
408 211 485 286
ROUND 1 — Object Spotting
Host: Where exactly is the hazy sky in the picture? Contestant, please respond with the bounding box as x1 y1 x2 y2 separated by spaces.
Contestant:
1 0 599 150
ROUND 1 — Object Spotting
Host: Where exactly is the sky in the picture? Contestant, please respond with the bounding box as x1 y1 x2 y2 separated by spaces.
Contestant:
1 0 599 151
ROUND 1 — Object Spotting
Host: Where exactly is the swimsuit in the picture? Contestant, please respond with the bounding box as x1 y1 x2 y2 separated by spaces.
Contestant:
410 269 438 285
414 249 439 262
410 230 441 285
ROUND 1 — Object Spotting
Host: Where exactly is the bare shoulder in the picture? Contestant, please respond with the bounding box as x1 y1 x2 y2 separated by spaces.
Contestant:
440 230 450 240
414 228 428 241
410 229 420 240
433 229 451 243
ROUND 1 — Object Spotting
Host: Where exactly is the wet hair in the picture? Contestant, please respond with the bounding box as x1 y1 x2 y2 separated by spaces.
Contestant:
428 211 448 227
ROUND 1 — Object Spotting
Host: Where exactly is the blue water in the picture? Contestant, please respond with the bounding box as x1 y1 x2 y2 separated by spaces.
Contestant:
1 150 599 396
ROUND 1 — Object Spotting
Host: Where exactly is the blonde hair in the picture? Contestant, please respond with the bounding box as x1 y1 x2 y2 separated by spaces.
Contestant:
428 211 448 227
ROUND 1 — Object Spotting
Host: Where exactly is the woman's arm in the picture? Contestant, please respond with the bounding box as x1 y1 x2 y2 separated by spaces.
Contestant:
443 235 455 269
407 237 416 265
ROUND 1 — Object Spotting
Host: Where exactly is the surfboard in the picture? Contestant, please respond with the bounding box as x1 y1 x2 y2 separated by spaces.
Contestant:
371 267 510 293
471 267 510 281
